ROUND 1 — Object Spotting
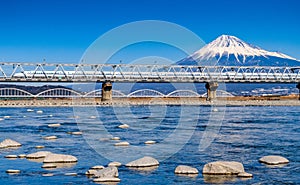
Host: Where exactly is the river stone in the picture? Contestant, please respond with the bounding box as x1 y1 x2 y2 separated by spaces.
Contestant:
93 166 119 178
71 131 82 135
5 155 18 159
0 139 22 148
35 145 45 149
43 153 77 163
114 141 130 146
70 131 82 135
6 169 20 174
48 123 61 128
145 140 156 144
111 137 120 140
237 172 253 178
65 172 77 176
125 156 159 168
202 161 245 175
118 124 129 129
93 177 121 183
26 151 52 159
259 155 289 165
43 136 57 140
108 161 122 167
42 173 54 177
175 165 199 174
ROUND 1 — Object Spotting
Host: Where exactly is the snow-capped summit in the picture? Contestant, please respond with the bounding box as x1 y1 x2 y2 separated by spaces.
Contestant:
177 35 299 66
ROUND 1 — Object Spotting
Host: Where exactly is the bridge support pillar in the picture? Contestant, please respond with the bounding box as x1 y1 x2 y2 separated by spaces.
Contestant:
297 83 300 100
205 82 219 101
101 81 112 101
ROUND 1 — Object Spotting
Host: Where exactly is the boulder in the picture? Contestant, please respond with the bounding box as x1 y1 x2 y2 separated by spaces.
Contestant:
259 155 289 165
43 153 77 163
26 151 52 159
125 156 159 168
0 139 22 148
202 161 244 175
108 161 122 167
93 166 119 178
175 165 199 174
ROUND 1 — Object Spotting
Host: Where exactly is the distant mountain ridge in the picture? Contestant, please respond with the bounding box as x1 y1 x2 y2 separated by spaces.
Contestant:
177 35 300 66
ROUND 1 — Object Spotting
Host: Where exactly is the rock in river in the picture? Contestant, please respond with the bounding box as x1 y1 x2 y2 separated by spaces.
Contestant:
259 155 289 165
43 153 77 163
0 139 22 148
237 172 253 178
92 166 120 183
114 141 130 146
93 166 119 178
43 136 57 140
125 156 159 168
118 124 129 129
26 151 52 159
175 165 199 174
108 161 122 167
202 161 244 175
93 177 121 183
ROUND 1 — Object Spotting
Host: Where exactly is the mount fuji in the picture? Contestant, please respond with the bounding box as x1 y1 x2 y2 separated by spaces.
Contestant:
177 35 300 66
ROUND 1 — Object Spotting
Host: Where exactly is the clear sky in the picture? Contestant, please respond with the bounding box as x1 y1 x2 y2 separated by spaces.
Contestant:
0 0 299 63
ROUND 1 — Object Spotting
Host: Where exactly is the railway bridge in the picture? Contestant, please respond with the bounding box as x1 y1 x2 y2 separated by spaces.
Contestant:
1 62 300 101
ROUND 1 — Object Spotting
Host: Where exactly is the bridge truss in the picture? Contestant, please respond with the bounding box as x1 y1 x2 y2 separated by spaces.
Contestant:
1 62 300 83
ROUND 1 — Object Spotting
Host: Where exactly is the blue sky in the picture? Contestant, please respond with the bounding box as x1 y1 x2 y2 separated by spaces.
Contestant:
0 0 299 63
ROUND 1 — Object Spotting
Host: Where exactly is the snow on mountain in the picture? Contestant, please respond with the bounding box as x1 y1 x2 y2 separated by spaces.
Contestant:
177 35 299 66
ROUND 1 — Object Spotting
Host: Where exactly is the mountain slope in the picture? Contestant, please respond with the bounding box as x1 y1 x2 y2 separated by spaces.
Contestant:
177 35 300 66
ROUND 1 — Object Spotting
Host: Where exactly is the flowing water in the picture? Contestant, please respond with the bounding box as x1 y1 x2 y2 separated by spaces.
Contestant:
0 106 299 184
